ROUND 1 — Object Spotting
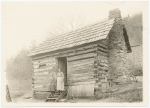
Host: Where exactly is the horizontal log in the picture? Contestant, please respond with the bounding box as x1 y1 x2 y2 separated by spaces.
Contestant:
67 52 97 61
34 66 57 72
98 66 108 70
97 47 108 53
33 79 56 84
68 63 94 71
68 74 95 80
33 87 50 91
96 55 108 60
97 43 108 49
68 57 95 65
68 77 96 83
68 65 95 73
33 83 49 88
97 50 108 57
67 60 94 68
33 64 39 69
34 71 49 76
55 47 97 58
32 58 56 64
68 68 96 74
68 72 96 77
97 70 108 74
33 76 48 80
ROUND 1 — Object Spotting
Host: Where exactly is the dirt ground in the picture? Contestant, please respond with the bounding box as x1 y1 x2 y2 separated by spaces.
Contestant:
11 80 142 103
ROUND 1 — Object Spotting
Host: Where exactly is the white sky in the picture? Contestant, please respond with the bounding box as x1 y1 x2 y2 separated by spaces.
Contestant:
1 1 147 68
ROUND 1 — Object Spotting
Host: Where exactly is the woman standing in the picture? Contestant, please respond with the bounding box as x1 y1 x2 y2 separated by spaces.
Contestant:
49 73 55 96
57 68 64 93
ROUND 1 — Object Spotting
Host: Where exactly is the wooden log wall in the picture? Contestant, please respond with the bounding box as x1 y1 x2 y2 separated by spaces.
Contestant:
67 40 109 97
95 40 109 90
32 57 58 99
67 47 97 97
31 40 109 98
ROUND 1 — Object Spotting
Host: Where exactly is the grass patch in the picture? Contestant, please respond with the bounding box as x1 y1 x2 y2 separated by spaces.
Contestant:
95 88 142 103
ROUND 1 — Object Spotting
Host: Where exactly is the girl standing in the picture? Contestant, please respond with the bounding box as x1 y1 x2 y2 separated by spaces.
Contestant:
57 68 64 93
49 73 55 96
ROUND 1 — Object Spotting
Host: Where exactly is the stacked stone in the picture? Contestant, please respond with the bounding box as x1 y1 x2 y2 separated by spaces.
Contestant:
108 9 128 81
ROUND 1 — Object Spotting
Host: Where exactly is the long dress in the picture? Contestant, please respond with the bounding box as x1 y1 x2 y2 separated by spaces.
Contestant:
49 77 55 91
57 72 64 91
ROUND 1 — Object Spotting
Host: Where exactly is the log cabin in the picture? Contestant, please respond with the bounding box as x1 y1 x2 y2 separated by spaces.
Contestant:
29 8 132 100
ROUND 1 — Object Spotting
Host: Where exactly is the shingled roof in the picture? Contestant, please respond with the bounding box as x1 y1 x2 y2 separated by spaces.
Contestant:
29 18 115 56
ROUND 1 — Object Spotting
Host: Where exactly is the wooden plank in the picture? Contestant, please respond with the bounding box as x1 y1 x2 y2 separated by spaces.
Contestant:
69 80 96 86
67 52 97 61
55 90 67 102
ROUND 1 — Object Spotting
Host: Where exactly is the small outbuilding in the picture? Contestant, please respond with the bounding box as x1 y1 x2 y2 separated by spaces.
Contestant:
29 8 131 99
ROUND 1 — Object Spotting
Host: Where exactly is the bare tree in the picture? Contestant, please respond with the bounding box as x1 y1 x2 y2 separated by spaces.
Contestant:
46 13 85 38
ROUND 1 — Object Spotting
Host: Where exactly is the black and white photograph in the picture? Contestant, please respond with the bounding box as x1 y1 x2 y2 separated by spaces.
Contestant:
1 1 149 106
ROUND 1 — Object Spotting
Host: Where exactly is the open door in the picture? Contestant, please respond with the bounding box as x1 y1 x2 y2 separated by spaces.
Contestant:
57 57 67 87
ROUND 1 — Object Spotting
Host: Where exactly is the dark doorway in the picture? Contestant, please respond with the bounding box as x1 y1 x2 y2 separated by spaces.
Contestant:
57 57 67 86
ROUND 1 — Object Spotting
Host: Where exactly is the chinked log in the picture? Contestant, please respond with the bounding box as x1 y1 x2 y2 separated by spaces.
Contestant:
98 66 108 71
67 72 96 77
68 63 94 71
33 62 56 69
55 47 97 58
68 57 95 65
97 70 108 74
34 66 57 72
97 43 108 49
67 53 97 61
67 60 94 67
32 58 56 64
68 68 96 74
68 74 96 80
68 66 95 73
34 71 49 76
